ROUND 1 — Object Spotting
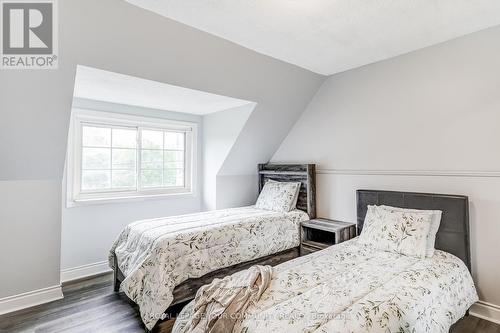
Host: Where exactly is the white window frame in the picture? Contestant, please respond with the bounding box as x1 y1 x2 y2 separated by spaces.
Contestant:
66 109 197 206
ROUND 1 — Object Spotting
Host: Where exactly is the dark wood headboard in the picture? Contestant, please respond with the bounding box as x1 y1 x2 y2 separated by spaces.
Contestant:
258 164 316 218
356 189 471 271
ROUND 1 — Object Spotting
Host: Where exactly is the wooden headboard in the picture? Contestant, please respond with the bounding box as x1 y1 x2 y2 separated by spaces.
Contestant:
258 164 316 218
356 189 471 271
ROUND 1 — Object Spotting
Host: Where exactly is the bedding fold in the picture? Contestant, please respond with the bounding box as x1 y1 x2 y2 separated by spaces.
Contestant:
179 265 273 333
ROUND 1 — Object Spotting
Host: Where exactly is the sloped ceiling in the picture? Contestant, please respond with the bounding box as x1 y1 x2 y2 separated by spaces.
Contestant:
74 66 253 115
126 0 500 75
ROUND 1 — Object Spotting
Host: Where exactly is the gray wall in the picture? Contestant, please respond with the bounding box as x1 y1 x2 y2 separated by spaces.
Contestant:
273 26 500 312
202 104 254 211
0 181 61 296
61 98 203 271
0 0 324 298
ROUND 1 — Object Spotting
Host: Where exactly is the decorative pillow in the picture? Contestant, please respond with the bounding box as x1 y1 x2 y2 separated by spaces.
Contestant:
359 207 433 258
362 205 380 229
379 205 442 257
255 180 301 212
267 179 301 209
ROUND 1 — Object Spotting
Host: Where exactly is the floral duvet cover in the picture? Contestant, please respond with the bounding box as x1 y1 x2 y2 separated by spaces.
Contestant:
174 238 478 333
109 206 309 329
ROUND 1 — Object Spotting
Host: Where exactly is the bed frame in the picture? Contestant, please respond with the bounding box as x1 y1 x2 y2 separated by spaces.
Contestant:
356 189 471 271
113 163 316 310
258 163 316 218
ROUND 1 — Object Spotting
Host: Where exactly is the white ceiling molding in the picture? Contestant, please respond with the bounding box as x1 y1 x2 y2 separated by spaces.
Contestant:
73 65 253 115
125 0 500 75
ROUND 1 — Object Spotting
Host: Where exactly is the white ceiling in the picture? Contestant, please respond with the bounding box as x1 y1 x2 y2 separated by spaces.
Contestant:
126 0 500 75
73 66 253 115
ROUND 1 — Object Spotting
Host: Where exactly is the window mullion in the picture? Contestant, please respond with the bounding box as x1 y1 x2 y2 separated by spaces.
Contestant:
162 129 165 187
110 128 113 190
184 131 190 189
137 127 142 193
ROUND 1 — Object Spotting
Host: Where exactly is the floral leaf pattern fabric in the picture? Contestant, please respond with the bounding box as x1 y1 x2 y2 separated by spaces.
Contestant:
255 181 301 212
108 206 309 330
174 239 478 333
378 205 442 258
359 208 433 258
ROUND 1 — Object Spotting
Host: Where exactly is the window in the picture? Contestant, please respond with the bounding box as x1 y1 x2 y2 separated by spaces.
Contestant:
67 109 196 204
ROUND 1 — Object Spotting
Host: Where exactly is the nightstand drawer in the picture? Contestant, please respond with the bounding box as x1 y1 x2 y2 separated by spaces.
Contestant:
300 244 324 256
302 228 335 246
300 218 356 257
301 240 330 250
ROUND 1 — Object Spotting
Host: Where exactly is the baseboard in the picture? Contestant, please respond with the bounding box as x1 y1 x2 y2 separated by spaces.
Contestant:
0 285 63 315
470 301 500 325
61 260 112 283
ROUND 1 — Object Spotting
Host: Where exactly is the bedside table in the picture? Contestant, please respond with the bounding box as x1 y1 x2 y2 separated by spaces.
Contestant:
300 218 357 256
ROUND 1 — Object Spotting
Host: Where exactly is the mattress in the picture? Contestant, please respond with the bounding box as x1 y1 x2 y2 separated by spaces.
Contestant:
174 238 478 333
108 206 309 329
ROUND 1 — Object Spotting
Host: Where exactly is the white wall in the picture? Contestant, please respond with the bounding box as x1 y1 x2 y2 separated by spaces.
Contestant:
202 104 254 210
215 175 259 209
60 98 203 275
0 0 323 300
272 25 500 320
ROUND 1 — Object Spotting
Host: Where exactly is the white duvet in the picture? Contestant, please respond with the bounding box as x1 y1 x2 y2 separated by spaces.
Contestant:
174 238 478 333
108 206 309 329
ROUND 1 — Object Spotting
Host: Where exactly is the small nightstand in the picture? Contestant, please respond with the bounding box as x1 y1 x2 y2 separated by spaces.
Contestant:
300 218 357 256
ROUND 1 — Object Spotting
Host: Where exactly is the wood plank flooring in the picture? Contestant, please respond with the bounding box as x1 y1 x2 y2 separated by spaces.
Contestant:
0 273 498 333
0 273 176 333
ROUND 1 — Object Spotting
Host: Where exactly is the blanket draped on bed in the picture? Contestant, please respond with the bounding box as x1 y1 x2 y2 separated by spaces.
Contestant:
173 238 478 333
179 265 273 333
108 206 308 329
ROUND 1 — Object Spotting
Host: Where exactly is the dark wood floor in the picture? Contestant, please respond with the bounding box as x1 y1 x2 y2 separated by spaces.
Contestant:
0 273 498 333
0 273 176 333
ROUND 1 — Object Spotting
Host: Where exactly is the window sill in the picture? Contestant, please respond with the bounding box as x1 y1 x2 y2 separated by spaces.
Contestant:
66 191 196 208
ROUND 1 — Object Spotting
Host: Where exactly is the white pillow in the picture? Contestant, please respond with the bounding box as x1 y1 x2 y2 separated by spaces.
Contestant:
378 205 442 257
362 205 380 229
267 179 301 210
255 181 301 212
359 207 433 258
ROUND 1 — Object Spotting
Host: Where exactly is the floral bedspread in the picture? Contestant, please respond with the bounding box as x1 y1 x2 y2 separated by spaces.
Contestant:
108 206 308 329
174 238 478 333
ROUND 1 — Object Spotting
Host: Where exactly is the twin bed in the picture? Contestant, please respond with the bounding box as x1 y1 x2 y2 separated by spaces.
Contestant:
110 164 316 329
110 165 478 332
